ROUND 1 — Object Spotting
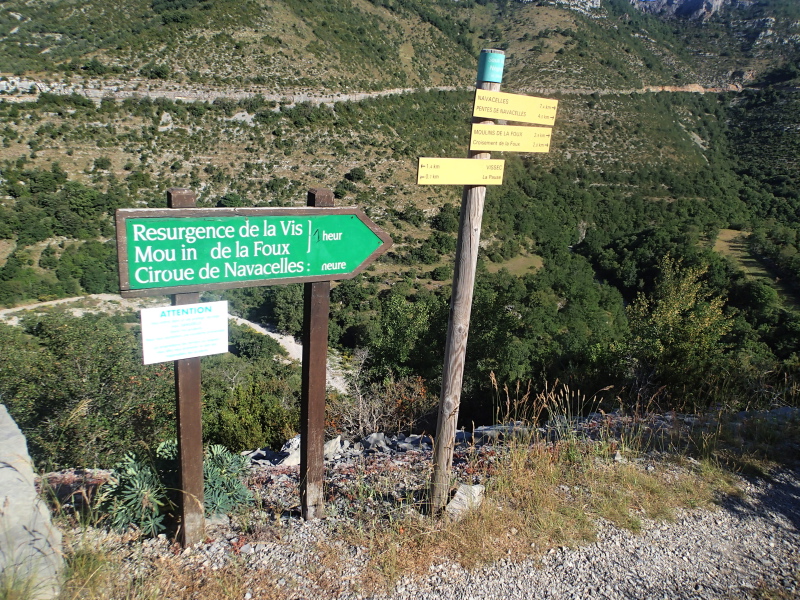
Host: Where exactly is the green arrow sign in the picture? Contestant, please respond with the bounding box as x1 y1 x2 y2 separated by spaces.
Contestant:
116 207 392 297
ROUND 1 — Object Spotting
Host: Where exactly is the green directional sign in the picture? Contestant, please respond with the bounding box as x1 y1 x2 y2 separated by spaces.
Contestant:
116 207 392 297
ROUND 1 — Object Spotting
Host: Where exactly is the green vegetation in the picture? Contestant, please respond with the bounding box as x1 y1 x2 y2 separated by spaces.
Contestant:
0 1 796 595
0 313 299 470
2 86 799 433
98 440 251 536
0 0 796 469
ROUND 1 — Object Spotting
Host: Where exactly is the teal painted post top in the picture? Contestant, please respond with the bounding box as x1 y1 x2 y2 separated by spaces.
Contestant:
477 49 505 84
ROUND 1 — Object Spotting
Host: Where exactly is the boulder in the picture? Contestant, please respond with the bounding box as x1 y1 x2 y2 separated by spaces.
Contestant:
0 404 63 599
323 436 342 459
394 434 433 452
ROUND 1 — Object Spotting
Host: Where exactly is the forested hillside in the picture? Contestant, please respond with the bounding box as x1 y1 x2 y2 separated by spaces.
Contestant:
1 0 799 466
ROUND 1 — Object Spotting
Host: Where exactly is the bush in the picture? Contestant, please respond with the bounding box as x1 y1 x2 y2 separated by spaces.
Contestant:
208 379 298 451
1 315 174 470
139 63 171 80
93 157 111 171
431 203 460 233
345 166 367 182
328 349 436 438
430 265 453 281
99 440 252 537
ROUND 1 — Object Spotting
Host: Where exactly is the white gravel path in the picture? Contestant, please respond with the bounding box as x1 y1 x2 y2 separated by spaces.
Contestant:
118 462 798 600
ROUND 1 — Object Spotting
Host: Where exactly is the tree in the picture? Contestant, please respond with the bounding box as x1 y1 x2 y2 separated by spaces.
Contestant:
369 292 432 377
619 255 733 399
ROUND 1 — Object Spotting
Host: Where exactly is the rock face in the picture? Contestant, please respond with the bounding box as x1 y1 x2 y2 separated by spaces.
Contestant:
0 405 63 599
630 0 730 20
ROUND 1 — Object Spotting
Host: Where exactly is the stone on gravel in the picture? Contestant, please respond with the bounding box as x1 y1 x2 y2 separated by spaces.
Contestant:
243 447 285 465
0 405 62 600
395 434 433 452
277 434 301 466
445 484 485 521
455 430 473 444
768 406 799 420
362 432 390 452
324 435 342 459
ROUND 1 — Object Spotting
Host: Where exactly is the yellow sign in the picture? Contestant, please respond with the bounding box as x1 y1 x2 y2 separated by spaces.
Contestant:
473 90 558 126
470 124 552 153
417 158 505 185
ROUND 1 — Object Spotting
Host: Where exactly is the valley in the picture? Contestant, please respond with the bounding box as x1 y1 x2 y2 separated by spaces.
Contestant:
0 1 798 595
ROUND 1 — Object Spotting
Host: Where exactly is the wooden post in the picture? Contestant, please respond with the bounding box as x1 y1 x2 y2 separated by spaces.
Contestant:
300 188 334 520
167 188 205 546
430 50 504 513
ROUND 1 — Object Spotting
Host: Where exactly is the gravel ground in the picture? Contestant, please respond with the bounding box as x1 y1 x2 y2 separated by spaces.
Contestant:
386 469 800 600
59 445 799 600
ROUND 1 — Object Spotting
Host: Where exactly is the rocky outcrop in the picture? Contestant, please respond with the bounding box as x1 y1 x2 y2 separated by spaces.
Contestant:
0 405 63 600
630 0 731 20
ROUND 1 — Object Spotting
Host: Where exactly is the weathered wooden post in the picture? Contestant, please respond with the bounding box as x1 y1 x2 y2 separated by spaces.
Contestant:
430 50 505 512
167 187 205 545
300 188 334 520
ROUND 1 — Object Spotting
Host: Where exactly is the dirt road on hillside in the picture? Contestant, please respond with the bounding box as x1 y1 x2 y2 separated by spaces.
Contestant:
0 76 746 107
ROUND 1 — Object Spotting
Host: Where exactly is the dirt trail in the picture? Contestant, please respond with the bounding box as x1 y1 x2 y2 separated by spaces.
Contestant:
0 76 462 107
0 75 745 107
0 293 348 393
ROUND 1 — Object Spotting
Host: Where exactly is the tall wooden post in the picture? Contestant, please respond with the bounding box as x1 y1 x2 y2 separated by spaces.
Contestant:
430 50 505 513
300 188 334 520
167 188 205 545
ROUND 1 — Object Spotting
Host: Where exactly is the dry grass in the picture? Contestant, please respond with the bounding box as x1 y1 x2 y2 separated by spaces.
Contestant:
714 229 798 309
328 378 755 589
334 439 734 593
485 252 544 276
60 542 288 600
0 239 16 268
54 378 798 599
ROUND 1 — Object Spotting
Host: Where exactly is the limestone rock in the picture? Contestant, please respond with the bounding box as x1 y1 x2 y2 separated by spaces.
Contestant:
445 484 485 522
0 404 63 599
323 436 342 459
630 0 730 20
361 432 390 452
157 111 173 131
277 435 301 466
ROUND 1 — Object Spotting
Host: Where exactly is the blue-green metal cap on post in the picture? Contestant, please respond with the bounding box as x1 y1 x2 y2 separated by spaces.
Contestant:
477 49 505 84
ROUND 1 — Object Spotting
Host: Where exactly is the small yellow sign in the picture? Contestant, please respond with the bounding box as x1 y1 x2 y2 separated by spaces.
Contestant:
470 124 552 153
473 90 558 126
417 158 505 185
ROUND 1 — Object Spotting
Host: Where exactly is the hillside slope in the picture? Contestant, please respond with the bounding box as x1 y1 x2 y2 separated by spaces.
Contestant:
1 0 797 92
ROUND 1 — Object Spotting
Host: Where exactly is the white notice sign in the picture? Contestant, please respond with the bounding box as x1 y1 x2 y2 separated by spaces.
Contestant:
140 301 229 365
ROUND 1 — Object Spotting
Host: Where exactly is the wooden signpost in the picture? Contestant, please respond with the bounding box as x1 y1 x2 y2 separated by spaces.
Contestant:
166 188 205 545
116 188 391 543
418 50 560 513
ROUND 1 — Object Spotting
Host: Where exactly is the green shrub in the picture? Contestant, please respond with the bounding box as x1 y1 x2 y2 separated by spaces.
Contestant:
1 315 175 470
99 440 252 537
209 379 298 452
430 265 453 281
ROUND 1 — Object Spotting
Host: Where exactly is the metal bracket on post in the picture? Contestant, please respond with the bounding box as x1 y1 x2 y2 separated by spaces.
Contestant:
300 188 334 520
167 187 205 546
